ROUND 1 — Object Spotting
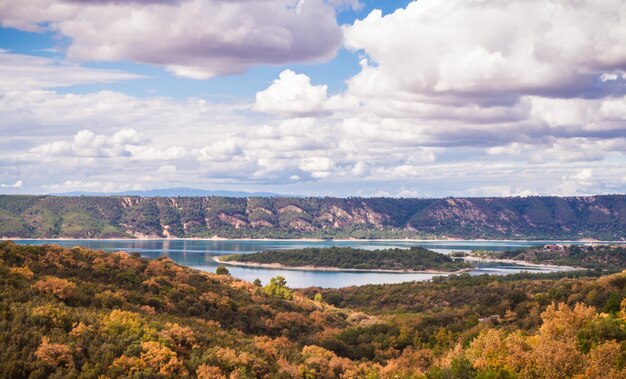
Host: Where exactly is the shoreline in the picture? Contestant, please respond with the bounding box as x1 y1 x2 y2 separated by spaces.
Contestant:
214 256 473 275
462 256 582 271
3 237 625 243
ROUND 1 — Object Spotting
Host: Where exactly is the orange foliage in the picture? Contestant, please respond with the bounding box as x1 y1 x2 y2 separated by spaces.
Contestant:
584 340 624 379
197 364 226 379
380 348 433 378
160 322 196 350
35 337 73 367
112 341 187 377
32 276 76 300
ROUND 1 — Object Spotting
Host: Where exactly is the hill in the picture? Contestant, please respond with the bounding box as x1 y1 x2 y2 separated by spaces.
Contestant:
2 242 626 378
1 194 626 239
221 247 471 272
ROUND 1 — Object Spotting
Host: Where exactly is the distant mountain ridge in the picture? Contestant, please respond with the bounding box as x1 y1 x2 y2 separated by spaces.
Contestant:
1 194 625 240
49 187 290 198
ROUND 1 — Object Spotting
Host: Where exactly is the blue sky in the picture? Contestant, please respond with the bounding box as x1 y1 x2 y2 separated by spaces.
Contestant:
0 1 411 100
1 0 625 197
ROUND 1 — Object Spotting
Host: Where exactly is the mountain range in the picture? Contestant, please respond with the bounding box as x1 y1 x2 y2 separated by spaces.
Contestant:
1 194 625 240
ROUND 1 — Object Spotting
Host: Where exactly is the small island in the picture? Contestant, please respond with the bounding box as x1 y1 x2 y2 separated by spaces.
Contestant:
218 247 472 273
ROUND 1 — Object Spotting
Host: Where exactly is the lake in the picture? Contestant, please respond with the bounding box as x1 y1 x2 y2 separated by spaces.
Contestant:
12 239 589 288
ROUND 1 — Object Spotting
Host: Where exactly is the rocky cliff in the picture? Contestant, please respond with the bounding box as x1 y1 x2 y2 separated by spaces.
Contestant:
1 195 625 239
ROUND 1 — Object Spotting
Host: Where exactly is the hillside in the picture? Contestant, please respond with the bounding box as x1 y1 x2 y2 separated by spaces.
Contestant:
1 194 626 239
2 242 626 378
221 247 471 272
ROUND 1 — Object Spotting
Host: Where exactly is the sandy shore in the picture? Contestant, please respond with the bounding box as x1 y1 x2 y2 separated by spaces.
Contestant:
462 256 581 271
213 256 472 275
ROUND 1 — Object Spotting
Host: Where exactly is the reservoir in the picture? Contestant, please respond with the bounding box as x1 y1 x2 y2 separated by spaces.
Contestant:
12 239 595 288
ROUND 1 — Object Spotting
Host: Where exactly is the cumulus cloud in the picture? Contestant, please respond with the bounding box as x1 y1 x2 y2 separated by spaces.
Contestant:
0 0 343 79
3 1 626 196
255 70 329 115
344 0 626 101
30 129 145 158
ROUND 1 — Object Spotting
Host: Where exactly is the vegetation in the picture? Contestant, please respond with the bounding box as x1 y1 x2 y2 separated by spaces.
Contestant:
500 245 626 271
2 194 626 239
2 241 626 378
215 265 230 275
222 247 471 272
264 276 293 300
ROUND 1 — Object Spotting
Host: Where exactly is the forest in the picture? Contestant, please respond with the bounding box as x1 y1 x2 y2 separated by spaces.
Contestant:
1 241 626 378
221 247 471 272
498 245 626 271
2 194 626 239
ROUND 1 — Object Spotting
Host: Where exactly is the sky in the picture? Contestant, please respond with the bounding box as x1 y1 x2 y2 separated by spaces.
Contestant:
0 0 625 198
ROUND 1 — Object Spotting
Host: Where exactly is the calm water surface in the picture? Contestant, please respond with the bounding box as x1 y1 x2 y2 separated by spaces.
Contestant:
13 239 594 288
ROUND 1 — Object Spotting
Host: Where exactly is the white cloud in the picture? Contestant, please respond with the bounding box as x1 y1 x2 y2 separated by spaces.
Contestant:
0 50 143 91
255 70 329 115
344 0 626 101
0 180 22 188
30 129 144 158
0 0 343 79
2 1 626 197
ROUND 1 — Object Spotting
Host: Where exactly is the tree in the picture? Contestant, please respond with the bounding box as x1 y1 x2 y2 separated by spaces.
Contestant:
35 337 73 367
253 278 262 287
264 276 293 300
216 265 230 275
314 293 324 303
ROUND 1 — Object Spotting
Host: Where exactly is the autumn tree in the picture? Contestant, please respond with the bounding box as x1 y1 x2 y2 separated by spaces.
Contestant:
35 337 73 367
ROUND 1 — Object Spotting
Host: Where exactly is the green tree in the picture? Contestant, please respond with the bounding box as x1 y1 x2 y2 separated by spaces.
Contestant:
264 276 293 300
314 293 324 303
216 265 230 275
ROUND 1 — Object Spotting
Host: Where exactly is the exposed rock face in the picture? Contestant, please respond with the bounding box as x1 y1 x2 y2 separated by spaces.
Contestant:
218 213 247 229
277 205 304 214
1 194 626 239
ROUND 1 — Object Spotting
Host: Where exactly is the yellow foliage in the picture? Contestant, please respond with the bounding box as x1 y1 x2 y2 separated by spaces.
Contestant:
69 321 91 337
140 341 187 376
32 276 76 300
300 345 355 378
213 347 254 368
619 298 626 321
31 304 69 327
585 340 624 379
9 266 34 279
466 329 508 370
528 335 584 378
101 309 143 337
112 341 187 377
539 302 596 341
